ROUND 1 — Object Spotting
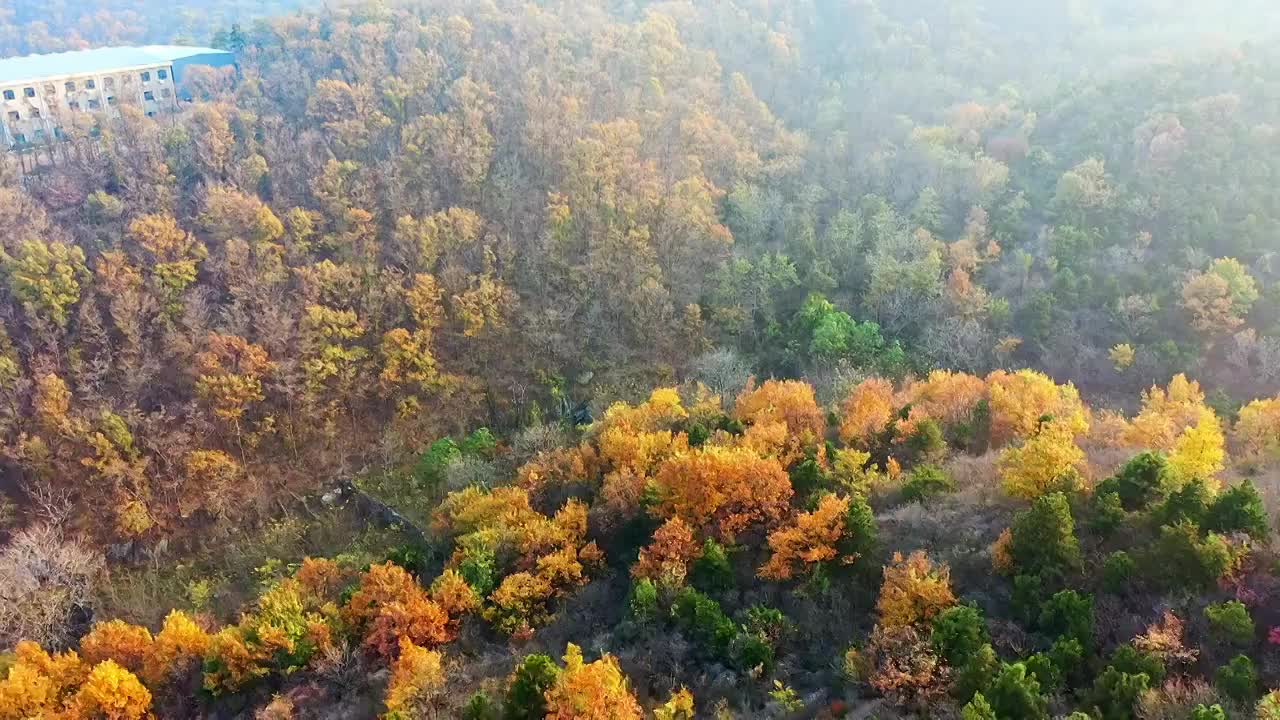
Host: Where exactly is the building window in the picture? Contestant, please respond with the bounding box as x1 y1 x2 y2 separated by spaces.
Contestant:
141 71 151 82
43 84 55 94
146 111 156 118
23 87 34 98
2 90 13 100
161 88 172 99
65 81 76 92
13 134 25 144
104 77 114 89
33 129 44 141
68 101 80 111
87 79 96 89
88 99 101 110
107 96 116 106
158 69 168 80
7 111 18 121
144 91 155 101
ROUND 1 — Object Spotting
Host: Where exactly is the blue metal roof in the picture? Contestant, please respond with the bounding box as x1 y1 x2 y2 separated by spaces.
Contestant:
0 46 234 85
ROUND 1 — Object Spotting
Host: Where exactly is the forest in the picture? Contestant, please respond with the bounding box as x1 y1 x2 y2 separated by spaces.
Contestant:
1 0 1280 718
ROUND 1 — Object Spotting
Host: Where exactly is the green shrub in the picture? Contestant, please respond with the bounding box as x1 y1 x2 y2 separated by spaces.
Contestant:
1189 705 1228 720
457 540 497 596
1011 573 1044 626
730 632 774 672
986 662 1049 720
1153 479 1211 527
1214 655 1257 702
1026 636 1084 690
459 427 498 458
1098 452 1168 511
931 604 990 667
902 464 955 503
462 692 500 720
839 492 878 561
628 578 659 624
790 450 827 498
690 538 733 591
961 692 997 720
1010 493 1081 581
671 587 737 657
1205 481 1270 539
1102 551 1135 595
504 654 560 720
1109 644 1165 686
1204 601 1254 647
686 421 710 447
904 418 946 463
1038 590 1094 649
954 643 1000 703
1147 522 1233 590
741 604 791 645
1090 490 1125 536
1090 666 1150 720
415 436 461 490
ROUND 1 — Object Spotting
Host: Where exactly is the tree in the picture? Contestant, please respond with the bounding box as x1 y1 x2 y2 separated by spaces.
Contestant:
543 644 643 720
384 638 446 719
633 516 700 587
840 377 896 448
876 551 957 629
0 524 103 649
76 660 152 720
1006 492 1081 581
733 379 826 461
931 605 990 668
652 445 792 541
504 654 560 720
993 420 1085 499
4 239 88 328
1204 481 1270 539
1181 258 1258 337
987 370 1088 447
1234 397 1280 464
343 562 452 659
986 663 1048 720
759 493 851 581
653 688 695 720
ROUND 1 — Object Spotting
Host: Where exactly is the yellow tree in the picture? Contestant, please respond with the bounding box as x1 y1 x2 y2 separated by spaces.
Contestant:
4 239 88 328
652 445 792 541
987 369 1088 447
734 380 826 462
998 421 1086 499
1233 397 1280 465
543 644 643 720
127 213 207 315
876 551 957 629
384 638 445 719
759 494 851 581
632 516 700 587
1181 258 1259 338
1167 408 1226 488
899 370 988 427
840 377 896 448
75 660 152 720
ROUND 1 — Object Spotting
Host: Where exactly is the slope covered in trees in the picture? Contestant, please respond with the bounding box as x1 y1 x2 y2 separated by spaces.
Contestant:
1 0 1280 718
4 373 1280 718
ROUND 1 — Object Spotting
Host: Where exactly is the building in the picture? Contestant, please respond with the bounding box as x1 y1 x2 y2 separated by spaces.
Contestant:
0 45 236 149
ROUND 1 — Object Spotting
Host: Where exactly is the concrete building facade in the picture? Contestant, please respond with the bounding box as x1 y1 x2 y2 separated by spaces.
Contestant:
0 45 236 149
